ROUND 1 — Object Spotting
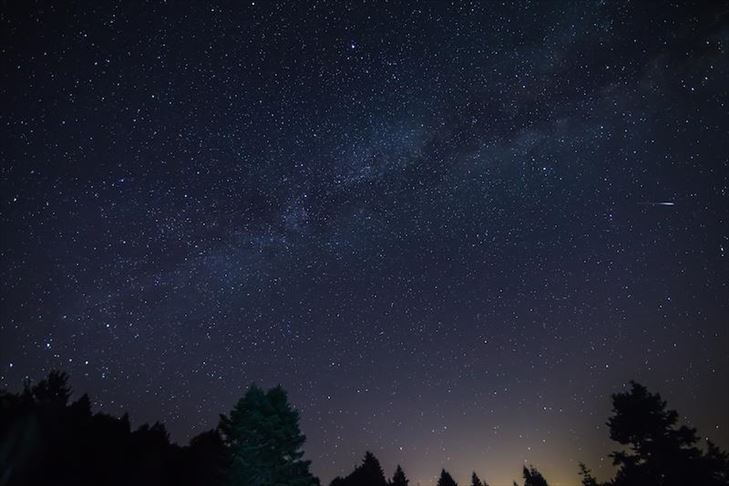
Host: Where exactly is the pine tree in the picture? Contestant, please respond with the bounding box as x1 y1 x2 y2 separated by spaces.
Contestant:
437 469 458 486
470 471 485 486
522 466 549 486
219 383 319 486
391 464 409 486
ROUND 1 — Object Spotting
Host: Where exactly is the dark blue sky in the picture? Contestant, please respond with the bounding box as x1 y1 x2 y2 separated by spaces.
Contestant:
1 1 728 484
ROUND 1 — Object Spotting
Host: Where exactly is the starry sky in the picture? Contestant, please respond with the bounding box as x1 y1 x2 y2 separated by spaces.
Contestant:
1 1 728 485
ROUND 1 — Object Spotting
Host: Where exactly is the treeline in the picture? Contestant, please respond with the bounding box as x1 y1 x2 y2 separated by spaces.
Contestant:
0 371 228 486
1 372 728 486
326 451 501 486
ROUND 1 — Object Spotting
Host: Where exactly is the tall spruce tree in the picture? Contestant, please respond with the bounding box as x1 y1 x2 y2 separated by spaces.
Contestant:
437 469 458 486
219 384 319 486
391 464 409 486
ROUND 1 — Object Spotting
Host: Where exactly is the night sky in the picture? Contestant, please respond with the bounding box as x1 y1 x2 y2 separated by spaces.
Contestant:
1 1 728 485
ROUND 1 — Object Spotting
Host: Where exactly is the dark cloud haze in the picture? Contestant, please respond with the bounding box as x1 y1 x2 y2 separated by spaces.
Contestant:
1 1 728 485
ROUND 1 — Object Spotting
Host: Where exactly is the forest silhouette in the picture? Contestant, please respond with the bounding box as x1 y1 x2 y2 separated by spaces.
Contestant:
1 371 727 485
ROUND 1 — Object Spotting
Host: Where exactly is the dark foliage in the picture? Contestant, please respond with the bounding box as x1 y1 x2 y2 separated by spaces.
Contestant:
184 429 230 486
580 381 729 486
391 464 409 486
328 451 388 486
578 463 599 486
608 381 729 486
437 468 458 486
522 466 549 486
218 383 319 486
0 370 228 486
2 372 727 486
471 471 487 486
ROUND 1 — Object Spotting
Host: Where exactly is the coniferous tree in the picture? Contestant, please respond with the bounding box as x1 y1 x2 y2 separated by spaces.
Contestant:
437 469 458 486
606 381 729 486
356 451 387 485
391 464 409 486
0 370 211 486
219 383 319 486
470 471 485 486
331 451 387 486
522 466 549 486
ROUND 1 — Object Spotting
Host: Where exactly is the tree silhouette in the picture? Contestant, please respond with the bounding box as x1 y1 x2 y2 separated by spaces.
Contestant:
577 463 599 486
1 370 237 486
471 471 487 486
0 370 218 486
606 381 729 486
391 464 409 486
354 451 388 486
329 451 387 486
4 371 728 486
522 466 549 486
28 370 71 407
219 383 319 486
437 469 458 486
185 429 230 486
